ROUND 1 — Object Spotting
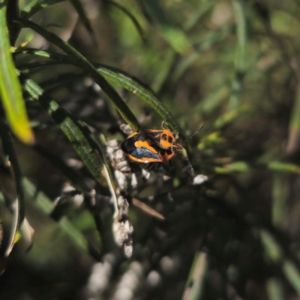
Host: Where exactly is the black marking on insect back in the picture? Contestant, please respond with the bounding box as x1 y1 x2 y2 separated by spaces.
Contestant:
121 132 148 154
160 149 173 155
149 131 161 138
146 131 165 144
132 147 161 161
121 138 137 154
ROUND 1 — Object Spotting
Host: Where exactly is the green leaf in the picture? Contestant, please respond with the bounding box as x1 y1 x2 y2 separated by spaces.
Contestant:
182 2 215 31
172 26 232 84
259 229 300 297
266 278 285 300
229 0 248 109
17 17 140 131
0 2 34 144
267 161 300 173
21 0 65 19
0 120 25 256
107 1 146 43
259 229 283 263
22 76 108 187
215 161 250 174
16 48 182 135
96 67 182 134
283 260 300 296
286 86 300 155
272 173 288 228
199 84 231 115
160 26 192 54
34 145 92 191
214 104 249 129
141 0 192 54
69 0 94 37
182 251 208 300
23 178 88 252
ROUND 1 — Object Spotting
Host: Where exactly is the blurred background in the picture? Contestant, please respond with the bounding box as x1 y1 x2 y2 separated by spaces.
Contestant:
1 0 300 299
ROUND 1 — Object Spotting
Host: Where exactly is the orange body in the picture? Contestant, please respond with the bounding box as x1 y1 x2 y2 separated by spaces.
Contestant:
121 127 183 164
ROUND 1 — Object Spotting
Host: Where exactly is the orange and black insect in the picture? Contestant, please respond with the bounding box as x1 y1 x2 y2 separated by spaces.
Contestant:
121 122 183 168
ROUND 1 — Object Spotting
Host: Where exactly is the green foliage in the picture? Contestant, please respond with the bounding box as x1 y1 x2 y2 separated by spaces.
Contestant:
0 0 34 144
0 0 300 299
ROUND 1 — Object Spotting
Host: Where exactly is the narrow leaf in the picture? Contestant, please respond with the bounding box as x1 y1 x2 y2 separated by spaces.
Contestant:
259 229 283 263
215 161 250 174
23 178 88 251
272 173 288 228
0 2 34 144
0 120 25 256
283 260 300 296
17 18 140 131
229 0 248 109
214 104 249 129
172 26 232 84
21 0 65 19
182 251 208 300
96 67 182 134
69 0 94 37
141 0 192 54
16 48 182 135
22 76 107 187
286 85 300 156
267 161 300 173
107 1 146 43
266 278 285 300
34 145 92 191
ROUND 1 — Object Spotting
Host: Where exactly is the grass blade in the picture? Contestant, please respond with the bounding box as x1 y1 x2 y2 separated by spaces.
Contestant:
283 260 300 296
172 26 232 84
182 251 208 300
0 120 25 256
266 278 285 300
286 85 300 156
69 0 94 37
21 0 65 19
97 67 182 134
23 178 88 251
0 1 34 144
259 229 300 297
16 48 182 135
229 0 247 110
6 0 20 45
17 18 140 131
272 173 288 228
34 145 92 191
22 76 108 187
214 104 249 129
107 1 146 43
141 0 192 54
267 161 300 173
182 2 215 31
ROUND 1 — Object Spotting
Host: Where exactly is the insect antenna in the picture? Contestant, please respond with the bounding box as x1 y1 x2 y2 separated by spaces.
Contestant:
182 125 204 177
185 126 204 143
